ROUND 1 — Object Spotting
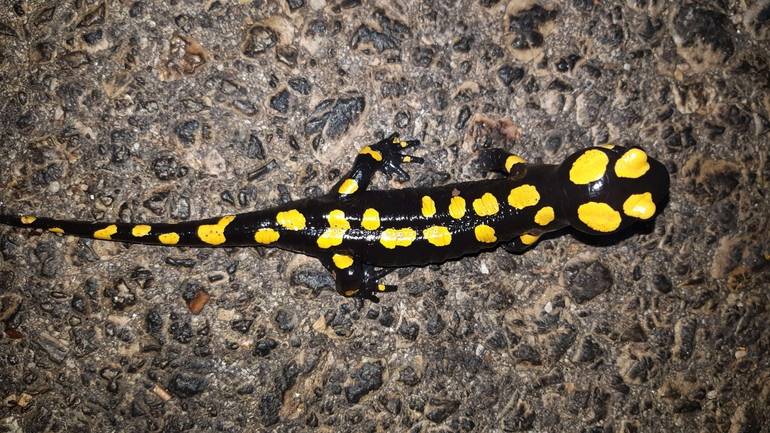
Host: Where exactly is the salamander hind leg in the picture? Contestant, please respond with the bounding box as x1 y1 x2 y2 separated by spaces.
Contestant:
332 133 424 199
320 254 397 302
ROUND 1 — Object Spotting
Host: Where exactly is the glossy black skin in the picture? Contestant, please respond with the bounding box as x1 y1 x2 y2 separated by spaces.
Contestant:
0 134 670 300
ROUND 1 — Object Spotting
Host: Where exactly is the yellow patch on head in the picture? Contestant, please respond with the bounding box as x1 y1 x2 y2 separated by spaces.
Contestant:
197 215 236 245
360 146 383 161
48 227 64 234
379 227 417 249
362 208 380 230
332 254 354 269
508 184 540 209
158 232 180 245
474 225 497 243
317 210 350 249
569 149 609 185
132 225 152 237
505 155 526 173
623 192 656 220
94 225 118 240
520 233 540 245
20 216 36 224
276 209 306 230
423 226 452 247
338 178 359 195
254 228 280 244
421 196 436 217
449 196 466 219
615 148 650 179
473 193 500 217
534 206 555 226
578 202 622 233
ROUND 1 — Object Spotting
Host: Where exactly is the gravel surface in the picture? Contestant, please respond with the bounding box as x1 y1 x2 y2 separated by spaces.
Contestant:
1 1 769 432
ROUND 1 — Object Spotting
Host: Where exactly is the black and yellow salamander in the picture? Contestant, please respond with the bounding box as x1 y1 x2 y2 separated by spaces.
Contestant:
0 134 670 301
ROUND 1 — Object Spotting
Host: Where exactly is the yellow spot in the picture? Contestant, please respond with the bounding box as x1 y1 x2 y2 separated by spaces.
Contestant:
317 210 350 249
505 155 526 173
379 228 417 249
377 284 386 292
332 254 354 269
131 225 152 237
600 144 615 149
20 216 36 224
159 232 180 245
197 215 235 245
48 227 64 234
449 196 466 219
474 225 497 243
277 209 306 230
254 228 280 244
344 289 358 296
570 149 609 185
615 148 650 179
423 226 452 247
520 233 540 245
623 192 656 220
392 137 408 147
360 146 383 161
578 202 622 233
403 156 411 163
422 196 436 217
473 193 500 217
362 208 380 230
508 185 540 209
534 206 555 226
94 225 118 240
338 178 359 195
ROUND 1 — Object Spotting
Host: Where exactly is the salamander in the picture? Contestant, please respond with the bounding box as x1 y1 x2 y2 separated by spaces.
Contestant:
0 133 670 301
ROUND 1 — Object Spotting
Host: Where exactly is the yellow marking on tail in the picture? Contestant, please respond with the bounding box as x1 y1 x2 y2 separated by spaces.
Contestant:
197 216 236 245
94 225 118 240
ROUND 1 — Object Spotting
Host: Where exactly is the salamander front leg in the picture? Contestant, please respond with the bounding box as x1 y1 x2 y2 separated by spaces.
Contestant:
501 233 541 253
320 254 397 302
478 148 527 178
332 133 424 199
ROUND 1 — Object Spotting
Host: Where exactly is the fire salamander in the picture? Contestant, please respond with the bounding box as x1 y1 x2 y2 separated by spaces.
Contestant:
0 133 670 301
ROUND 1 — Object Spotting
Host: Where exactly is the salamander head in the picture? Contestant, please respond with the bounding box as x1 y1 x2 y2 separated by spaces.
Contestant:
556 145 670 235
